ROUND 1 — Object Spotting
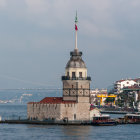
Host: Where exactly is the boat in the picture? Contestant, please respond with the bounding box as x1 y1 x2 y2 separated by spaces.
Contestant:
91 114 117 126
124 113 140 124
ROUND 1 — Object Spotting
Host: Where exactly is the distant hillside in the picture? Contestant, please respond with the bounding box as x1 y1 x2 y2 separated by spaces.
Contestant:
0 89 62 104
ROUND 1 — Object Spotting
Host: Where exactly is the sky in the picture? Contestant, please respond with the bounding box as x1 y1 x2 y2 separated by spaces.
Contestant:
0 0 140 89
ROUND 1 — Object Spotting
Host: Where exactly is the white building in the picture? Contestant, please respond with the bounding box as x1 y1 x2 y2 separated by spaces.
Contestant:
114 79 136 94
90 89 107 97
134 78 140 87
137 102 140 112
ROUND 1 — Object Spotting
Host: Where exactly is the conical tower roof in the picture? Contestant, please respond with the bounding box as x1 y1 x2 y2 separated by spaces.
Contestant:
66 49 86 68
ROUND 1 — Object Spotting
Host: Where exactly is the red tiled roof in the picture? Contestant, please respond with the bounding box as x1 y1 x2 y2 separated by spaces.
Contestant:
90 106 99 111
90 107 95 110
123 85 140 90
133 78 140 82
28 102 36 104
28 97 76 104
116 79 136 82
116 80 125 82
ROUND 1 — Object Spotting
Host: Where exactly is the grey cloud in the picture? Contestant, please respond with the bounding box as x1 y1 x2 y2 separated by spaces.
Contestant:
0 0 140 88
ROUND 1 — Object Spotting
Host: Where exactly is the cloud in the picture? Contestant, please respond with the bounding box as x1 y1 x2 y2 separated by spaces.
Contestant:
1 0 137 39
0 0 6 7
24 0 50 14
0 0 140 88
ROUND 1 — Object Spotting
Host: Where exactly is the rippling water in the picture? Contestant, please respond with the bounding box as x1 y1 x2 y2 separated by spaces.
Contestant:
0 104 140 140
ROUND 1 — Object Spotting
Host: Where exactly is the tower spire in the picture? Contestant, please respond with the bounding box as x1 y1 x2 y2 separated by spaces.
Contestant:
75 11 78 50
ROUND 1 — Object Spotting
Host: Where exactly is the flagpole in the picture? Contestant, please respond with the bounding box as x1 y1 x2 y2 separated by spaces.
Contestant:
75 29 77 50
75 12 78 50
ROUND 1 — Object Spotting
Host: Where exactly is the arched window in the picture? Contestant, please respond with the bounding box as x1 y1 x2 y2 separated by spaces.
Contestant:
79 72 82 78
72 72 76 78
74 114 76 120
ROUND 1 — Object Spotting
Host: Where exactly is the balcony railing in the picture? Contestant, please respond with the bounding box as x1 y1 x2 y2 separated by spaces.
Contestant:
62 76 91 81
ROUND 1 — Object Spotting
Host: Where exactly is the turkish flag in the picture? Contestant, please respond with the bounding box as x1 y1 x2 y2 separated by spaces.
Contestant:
75 24 78 31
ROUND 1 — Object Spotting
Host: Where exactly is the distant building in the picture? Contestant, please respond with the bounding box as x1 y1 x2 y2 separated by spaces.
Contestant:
90 89 107 97
114 79 136 94
134 78 140 87
122 85 140 110
27 14 93 121
90 89 107 105
90 107 101 119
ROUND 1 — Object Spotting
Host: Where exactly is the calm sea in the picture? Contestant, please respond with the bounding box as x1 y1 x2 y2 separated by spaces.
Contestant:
0 104 140 140
0 89 140 140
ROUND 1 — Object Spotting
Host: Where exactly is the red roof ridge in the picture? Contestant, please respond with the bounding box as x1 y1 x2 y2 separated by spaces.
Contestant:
28 97 76 104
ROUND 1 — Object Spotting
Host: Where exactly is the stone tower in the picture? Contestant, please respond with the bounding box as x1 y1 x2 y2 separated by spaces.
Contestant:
27 13 92 121
62 12 91 105
62 49 91 103
61 37 91 120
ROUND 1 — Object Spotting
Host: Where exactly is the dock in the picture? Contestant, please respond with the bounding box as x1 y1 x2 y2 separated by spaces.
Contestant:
0 119 137 125
0 119 91 125
101 111 133 114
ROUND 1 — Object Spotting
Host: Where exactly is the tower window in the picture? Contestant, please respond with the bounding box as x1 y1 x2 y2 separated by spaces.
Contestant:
79 72 82 78
74 114 76 120
72 72 76 78
67 72 69 77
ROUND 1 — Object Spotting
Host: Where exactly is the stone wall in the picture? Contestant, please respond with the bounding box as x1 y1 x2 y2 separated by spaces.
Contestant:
77 97 89 103
65 68 87 77
63 80 90 101
60 103 77 120
63 80 90 89
27 102 91 121
76 102 90 120
60 102 90 121
27 103 61 120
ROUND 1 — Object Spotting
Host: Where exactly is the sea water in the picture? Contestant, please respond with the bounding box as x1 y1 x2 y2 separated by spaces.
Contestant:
0 89 140 140
0 104 140 140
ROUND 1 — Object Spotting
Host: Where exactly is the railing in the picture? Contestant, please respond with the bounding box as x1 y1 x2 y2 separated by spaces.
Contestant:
70 51 82 56
61 76 91 81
